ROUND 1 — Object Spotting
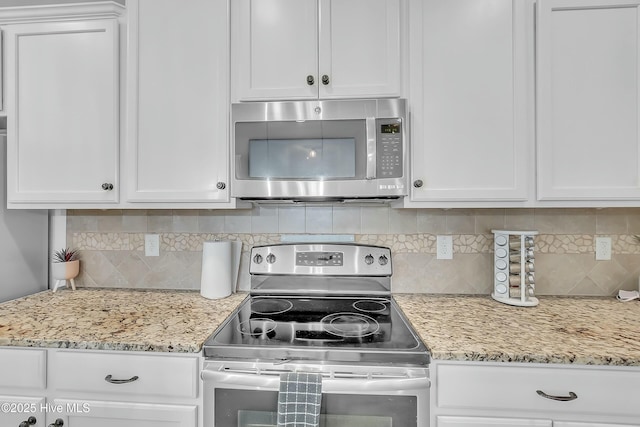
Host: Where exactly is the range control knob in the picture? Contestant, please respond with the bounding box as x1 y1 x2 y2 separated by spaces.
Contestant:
364 254 374 265
378 255 388 266
253 254 263 264
266 253 276 264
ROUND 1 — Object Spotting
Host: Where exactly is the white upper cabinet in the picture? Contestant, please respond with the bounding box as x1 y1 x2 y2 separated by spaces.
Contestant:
408 0 533 205
536 0 640 202
231 0 402 101
125 0 230 204
4 17 120 205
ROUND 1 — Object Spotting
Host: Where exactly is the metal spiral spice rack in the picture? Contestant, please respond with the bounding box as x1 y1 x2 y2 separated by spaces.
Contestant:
491 230 539 307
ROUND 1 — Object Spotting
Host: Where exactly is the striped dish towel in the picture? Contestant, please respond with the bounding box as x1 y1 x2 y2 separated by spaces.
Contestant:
277 372 323 427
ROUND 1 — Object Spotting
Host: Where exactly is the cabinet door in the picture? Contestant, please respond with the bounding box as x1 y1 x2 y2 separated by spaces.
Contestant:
555 423 640 427
409 0 531 203
318 0 401 98
5 19 119 204
232 0 318 100
0 396 46 426
537 0 640 201
54 399 196 427
126 0 229 202
438 417 551 427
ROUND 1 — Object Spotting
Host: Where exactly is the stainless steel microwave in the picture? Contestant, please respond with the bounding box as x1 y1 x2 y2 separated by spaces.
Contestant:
231 99 408 202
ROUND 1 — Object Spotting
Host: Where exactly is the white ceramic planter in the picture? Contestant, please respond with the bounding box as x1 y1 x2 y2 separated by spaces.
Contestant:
52 260 79 292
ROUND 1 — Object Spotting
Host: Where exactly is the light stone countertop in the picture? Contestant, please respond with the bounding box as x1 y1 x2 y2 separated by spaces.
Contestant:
0 289 247 353
2 290 639 365
394 294 640 366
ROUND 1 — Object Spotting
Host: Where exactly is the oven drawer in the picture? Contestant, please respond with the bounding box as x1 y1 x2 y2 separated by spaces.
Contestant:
52 350 199 399
435 362 640 418
0 348 46 390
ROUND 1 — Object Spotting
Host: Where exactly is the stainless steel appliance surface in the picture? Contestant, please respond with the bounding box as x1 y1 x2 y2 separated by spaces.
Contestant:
202 243 430 427
231 99 408 203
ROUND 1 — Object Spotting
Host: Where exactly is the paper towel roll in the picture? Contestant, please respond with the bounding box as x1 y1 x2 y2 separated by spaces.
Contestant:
200 240 241 299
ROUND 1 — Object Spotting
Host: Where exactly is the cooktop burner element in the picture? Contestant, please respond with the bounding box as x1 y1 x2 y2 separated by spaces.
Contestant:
250 298 293 315
321 312 379 338
353 299 388 313
237 318 276 339
203 243 430 366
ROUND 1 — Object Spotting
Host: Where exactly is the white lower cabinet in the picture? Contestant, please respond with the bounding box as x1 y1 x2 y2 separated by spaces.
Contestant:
437 418 639 427
432 361 640 427
437 416 551 427
0 396 46 427
51 399 196 427
0 348 47 427
49 350 200 427
555 424 640 427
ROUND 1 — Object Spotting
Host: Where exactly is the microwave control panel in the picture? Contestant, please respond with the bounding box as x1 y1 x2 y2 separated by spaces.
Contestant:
376 119 403 178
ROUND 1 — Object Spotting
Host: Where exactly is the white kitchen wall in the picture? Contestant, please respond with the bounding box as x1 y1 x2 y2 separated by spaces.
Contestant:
67 207 640 296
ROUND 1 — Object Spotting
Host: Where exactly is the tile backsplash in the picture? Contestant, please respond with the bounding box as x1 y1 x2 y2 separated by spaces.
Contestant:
67 207 640 296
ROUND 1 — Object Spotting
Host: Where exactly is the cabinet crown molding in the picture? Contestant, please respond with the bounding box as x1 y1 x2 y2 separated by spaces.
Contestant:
0 1 124 24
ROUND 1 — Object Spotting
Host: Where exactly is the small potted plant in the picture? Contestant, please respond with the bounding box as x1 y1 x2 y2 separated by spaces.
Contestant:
52 248 80 292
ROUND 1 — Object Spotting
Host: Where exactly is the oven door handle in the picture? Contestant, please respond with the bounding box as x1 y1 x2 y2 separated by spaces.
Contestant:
201 369 430 393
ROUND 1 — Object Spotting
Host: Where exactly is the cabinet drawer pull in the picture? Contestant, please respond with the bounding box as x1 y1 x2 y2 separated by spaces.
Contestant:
105 374 139 384
536 390 578 401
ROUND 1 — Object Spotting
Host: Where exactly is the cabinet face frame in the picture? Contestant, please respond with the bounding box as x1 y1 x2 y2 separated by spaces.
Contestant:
536 0 640 201
4 18 120 204
408 0 533 204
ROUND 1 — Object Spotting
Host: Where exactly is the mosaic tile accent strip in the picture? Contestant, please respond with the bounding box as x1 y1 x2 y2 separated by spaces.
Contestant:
73 232 640 255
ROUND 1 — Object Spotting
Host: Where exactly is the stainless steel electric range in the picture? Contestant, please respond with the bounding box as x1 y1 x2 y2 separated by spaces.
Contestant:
202 243 430 427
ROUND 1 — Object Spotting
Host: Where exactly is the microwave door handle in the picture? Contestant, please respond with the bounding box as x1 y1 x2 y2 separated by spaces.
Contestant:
365 117 377 180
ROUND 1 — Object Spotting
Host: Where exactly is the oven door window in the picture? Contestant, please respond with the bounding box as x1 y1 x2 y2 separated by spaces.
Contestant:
215 389 416 427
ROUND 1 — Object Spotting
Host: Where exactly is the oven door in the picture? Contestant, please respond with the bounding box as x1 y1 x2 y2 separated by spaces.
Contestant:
202 362 429 427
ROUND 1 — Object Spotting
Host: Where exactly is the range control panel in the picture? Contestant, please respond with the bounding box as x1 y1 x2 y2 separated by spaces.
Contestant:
296 251 344 267
250 244 392 276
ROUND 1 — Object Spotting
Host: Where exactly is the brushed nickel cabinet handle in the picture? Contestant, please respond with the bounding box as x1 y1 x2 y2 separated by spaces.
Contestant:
101 183 114 191
306 75 315 85
48 419 64 427
536 390 578 401
413 179 424 188
105 374 139 384
321 74 330 85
